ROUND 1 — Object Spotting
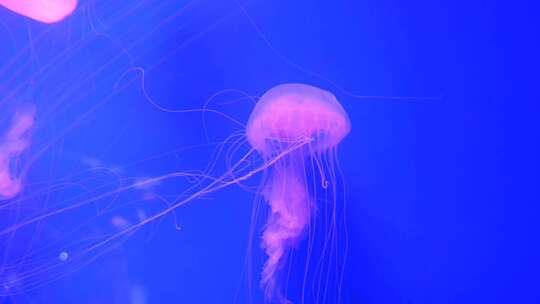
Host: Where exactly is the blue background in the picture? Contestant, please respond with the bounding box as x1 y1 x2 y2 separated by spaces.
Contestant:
0 0 538 303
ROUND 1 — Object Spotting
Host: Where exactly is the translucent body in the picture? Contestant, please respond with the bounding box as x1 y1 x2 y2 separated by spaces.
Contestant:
0 0 77 23
0 107 34 199
246 83 351 156
246 83 350 303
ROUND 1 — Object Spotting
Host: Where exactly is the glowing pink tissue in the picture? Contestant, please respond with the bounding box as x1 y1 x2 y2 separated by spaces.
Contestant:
0 0 77 23
247 84 350 303
0 107 35 199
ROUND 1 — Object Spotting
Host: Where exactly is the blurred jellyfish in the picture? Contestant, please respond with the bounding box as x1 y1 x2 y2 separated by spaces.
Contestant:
0 106 35 199
246 83 351 303
0 0 77 23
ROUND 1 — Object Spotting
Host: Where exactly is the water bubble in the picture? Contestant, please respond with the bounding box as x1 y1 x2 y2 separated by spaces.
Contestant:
59 251 69 261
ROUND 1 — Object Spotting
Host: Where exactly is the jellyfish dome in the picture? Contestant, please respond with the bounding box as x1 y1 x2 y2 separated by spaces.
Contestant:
246 83 351 156
0 0 77 24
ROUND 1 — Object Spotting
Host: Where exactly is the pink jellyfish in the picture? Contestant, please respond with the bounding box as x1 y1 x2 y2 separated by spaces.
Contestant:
0 106 35 199
0 0 77 24
246 83 351 303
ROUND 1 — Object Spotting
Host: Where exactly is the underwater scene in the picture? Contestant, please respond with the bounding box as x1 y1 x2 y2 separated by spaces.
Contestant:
0 1 537 303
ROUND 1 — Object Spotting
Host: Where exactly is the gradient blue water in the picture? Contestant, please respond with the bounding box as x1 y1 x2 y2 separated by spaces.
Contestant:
0 0 538 303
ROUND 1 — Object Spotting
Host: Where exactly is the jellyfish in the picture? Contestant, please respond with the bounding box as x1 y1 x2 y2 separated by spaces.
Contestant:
0 0 77 24
246 83 351 303
0 106 35 199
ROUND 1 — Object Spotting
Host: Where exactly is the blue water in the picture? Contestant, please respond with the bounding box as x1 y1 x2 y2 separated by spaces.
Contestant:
1 0 538 303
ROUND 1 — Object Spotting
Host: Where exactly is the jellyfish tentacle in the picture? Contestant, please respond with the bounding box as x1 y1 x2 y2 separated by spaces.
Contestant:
261 156 310 303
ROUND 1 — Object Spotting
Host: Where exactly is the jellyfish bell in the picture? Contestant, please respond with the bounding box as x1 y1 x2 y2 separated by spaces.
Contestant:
246 83 351 303
247 83 351 156
0 0 77 24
